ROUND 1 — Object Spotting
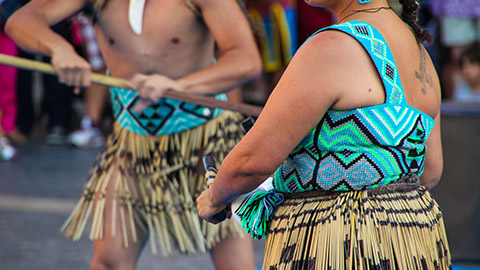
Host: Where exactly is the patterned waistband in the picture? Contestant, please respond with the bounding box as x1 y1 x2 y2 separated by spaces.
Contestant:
110 87 227 136
282 174 422 199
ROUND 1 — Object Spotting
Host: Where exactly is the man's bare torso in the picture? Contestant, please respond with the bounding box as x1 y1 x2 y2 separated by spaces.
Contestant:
93 0 215 79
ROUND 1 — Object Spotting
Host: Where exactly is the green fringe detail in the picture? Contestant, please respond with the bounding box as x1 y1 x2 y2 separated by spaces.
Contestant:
235 190 284 239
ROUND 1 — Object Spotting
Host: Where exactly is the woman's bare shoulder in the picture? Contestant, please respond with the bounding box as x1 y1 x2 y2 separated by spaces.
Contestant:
299 28 374 65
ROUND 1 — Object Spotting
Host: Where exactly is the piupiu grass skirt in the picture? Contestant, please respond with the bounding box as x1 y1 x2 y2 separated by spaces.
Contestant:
263 175 452 270
62 111 245 256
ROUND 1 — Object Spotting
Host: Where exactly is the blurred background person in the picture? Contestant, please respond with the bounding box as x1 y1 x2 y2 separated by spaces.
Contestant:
15 20 76 146
68 11 109 149
430 0 480 100
453 45 480 102
0 0 20 160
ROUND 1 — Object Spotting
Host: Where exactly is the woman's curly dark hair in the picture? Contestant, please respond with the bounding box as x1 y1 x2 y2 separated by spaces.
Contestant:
397 0 433 44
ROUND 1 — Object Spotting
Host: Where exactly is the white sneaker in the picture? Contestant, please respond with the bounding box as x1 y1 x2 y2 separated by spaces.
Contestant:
67 117 105 149
0 137 16 161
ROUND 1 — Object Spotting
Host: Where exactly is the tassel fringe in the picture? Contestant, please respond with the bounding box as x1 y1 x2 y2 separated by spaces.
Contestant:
263 187 452 269
62 111 245 256
235 189 284 239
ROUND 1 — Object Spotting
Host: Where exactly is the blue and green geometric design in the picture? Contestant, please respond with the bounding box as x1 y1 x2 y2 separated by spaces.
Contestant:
273 22 435 193
110 87 226 135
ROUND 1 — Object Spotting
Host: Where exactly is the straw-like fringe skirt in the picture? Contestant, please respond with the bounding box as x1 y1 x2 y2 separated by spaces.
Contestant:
263 176 452 270
62 111 245 256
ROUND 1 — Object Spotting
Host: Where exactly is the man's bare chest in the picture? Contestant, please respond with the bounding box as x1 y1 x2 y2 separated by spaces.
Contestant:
96 0 208 52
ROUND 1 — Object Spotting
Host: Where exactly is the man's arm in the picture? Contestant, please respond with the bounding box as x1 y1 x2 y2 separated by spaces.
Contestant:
6 0 88 56
6 0 93 88
131 0 261 111
177 0 262 94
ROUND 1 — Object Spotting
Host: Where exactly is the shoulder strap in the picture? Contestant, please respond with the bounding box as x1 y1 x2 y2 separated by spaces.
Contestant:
308 21 406 105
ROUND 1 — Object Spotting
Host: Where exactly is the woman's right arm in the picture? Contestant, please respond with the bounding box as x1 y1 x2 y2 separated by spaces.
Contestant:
5 0 92 88
197 31 360 222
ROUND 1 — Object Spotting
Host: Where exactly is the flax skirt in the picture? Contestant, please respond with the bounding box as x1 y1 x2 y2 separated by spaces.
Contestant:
61 111 245 256
263 180 452 270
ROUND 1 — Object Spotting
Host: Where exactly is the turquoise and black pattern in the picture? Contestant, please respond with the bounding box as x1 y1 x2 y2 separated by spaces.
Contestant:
273 21 435 193
110 87 226 135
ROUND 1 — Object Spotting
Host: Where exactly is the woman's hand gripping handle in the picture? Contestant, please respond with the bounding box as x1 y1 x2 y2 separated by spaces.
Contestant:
203 156 230 222
200 117 255 223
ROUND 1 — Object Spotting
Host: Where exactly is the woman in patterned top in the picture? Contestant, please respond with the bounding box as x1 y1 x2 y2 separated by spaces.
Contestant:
197 0 451 269
6 0 261 269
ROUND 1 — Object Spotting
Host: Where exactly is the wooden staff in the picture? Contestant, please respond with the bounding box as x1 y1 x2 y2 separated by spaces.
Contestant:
0 53 263 117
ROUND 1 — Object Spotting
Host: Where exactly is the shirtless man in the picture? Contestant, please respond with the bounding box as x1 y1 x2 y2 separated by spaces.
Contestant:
6 1 261 269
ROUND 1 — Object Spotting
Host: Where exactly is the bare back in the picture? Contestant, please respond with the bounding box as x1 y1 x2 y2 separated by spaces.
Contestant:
331 11 441 120
373 14 441 119
95 0 215 79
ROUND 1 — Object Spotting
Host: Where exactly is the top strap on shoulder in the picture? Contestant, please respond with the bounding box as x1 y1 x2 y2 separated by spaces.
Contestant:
309 21 406 105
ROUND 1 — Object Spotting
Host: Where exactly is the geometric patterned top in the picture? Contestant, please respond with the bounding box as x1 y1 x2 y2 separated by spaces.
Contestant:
111 87 226 135
273 21 435 192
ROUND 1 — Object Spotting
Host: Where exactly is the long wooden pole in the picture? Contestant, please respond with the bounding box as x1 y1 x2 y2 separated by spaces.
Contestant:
0 53 263 117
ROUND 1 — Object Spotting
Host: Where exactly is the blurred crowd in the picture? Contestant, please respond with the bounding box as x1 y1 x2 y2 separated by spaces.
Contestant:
0 0 479 161
0 1 110 161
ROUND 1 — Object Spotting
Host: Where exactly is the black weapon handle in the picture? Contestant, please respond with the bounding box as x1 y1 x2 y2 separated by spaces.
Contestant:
203 156 218 187
241 117 255 134
202 156 227 222
201 118 255 222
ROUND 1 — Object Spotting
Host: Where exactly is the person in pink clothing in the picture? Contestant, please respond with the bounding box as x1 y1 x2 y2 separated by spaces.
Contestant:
0 26 18 161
